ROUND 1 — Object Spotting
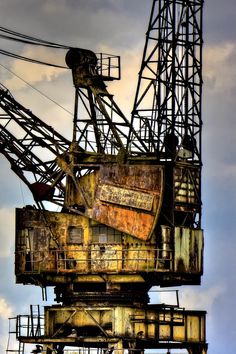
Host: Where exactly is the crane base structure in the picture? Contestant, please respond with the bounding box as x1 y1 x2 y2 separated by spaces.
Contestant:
7 302 207 354
5 205 207 354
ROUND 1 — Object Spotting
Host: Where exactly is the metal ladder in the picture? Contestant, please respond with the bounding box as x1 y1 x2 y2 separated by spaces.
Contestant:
29 305 42 337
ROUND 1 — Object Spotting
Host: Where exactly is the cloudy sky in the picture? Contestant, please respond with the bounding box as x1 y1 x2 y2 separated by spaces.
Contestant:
0 0 235 353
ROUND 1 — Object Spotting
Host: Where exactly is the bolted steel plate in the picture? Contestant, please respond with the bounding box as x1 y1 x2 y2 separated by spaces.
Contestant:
91 165 164 241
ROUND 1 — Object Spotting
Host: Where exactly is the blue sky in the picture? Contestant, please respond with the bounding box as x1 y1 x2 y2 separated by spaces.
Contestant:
0 0 235 353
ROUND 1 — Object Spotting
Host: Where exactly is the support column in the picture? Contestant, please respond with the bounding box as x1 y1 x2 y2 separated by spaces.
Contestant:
187 344 208 354
113 339 123 354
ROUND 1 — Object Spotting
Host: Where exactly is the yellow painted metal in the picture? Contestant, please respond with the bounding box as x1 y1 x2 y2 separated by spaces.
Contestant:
91 244 123 272
174 164 200 210
44 305 206 345
15 208 203 284
174 227 203 274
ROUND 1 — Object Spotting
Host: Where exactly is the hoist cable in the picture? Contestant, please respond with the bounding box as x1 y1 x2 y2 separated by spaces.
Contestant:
0 33 68 49
0 62 73 116
0 26 71 68
0 48 68 69
0 26 70 49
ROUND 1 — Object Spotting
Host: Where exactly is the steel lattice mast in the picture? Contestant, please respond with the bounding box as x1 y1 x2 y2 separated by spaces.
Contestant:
66 49 145 156
129 0 203 165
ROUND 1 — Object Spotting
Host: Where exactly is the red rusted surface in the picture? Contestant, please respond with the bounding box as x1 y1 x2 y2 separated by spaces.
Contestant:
91 165 164 240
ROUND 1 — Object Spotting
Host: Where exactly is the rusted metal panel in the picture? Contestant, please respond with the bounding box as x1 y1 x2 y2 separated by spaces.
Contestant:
15 209 202 284
15 208 164 278
92 203 157 241
91 165 164 240
91 245 122 272
187 315 201 341
65 170 99 210
123 246 156 272
98 184 154 211
98 164 163 191
174 227 203 274
65 164 164 240
42 305 206 345
15 208 90 276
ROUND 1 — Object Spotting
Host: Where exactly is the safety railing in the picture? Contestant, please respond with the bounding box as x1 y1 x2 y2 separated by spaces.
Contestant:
15 247 173 275
129 306 185 326
96 53 121 80
16 309 44 338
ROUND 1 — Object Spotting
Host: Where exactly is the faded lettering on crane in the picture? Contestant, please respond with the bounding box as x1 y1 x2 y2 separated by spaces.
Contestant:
98 184 154 211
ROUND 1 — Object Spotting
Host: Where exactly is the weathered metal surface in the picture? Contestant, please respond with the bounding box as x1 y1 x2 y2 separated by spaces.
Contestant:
91 165 164 240
174 165 200 209
15 208 203 284
91 245 123 272
174 227 203 274
66 48 107 95
92 203 157 242
15 208 161 278
40 305 206 345
64 164 164 240
98 184 154 211
15 208 90 276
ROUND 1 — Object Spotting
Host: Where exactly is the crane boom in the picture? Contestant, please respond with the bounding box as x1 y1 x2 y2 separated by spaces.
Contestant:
0 48 147 206
0 84 70 203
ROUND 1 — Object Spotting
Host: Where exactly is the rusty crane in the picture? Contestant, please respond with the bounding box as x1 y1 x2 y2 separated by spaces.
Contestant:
1 1 207 354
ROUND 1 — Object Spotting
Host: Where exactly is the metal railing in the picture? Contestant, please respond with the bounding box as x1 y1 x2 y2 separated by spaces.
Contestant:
16 247 173 275
96 53 121 80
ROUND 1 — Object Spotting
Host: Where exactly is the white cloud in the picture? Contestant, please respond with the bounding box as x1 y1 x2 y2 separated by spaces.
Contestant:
179 285 225 311
151 285 225 313
0 208 15 257
0 333 9 353
0 297 13 319
4 46 66 90
204 41 236 97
